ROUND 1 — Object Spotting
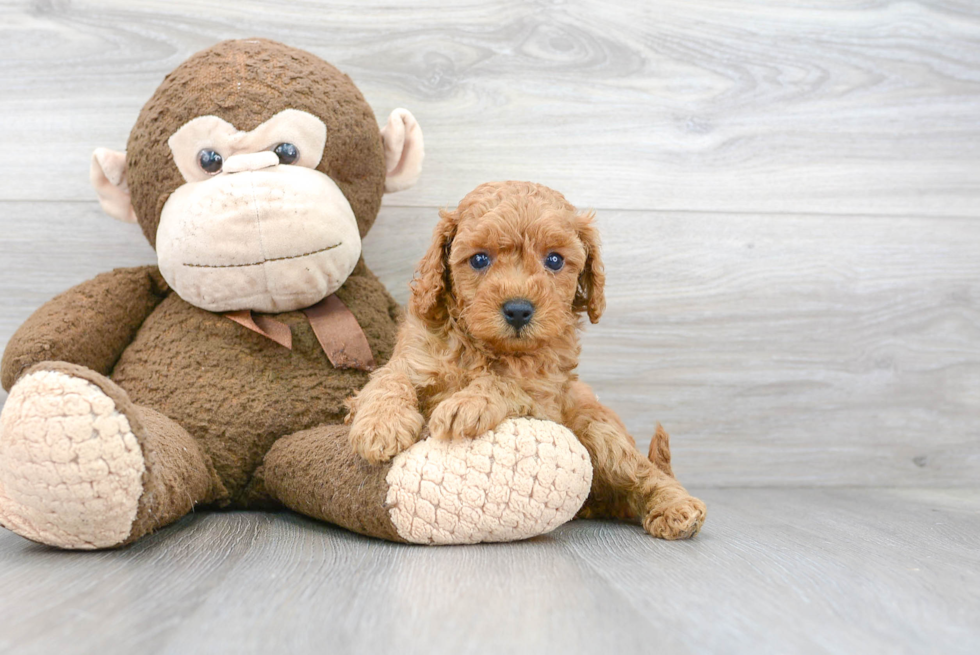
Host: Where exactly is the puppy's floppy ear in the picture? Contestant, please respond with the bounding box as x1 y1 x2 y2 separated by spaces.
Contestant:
573 211 606 324
409 208 458 326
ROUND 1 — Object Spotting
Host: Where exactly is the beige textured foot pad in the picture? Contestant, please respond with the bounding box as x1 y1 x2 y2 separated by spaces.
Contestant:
385 418 593 545
0 371 145 549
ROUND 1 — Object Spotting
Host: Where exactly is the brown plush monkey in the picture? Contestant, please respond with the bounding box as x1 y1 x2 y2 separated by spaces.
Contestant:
0 39 592 548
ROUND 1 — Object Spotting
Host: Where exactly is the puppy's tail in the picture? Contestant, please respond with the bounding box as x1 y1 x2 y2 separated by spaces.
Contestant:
648 423 675 478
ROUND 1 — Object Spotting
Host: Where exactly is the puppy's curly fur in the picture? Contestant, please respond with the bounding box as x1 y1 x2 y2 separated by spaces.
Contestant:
347 181 705 539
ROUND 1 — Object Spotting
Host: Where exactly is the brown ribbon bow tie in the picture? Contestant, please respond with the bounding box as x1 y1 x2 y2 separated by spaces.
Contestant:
224 294 376 372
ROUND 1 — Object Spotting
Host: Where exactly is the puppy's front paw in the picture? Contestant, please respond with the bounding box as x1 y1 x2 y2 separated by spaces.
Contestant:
349 404 424 465
428 393 502 441
643 496 706 540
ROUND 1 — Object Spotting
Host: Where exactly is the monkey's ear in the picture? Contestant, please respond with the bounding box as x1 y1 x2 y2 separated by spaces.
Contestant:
381 109 424 193
90 148 138 224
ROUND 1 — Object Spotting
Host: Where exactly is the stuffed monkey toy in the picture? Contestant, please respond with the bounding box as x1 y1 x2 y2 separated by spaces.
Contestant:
0 39 592 548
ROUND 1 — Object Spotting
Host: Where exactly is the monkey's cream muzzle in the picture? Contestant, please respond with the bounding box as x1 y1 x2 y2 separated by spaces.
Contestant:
156 110 362 313
157 164 361 313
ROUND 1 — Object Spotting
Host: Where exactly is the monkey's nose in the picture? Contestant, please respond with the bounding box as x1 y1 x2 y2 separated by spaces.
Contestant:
223 151 279 174
502 299 535 330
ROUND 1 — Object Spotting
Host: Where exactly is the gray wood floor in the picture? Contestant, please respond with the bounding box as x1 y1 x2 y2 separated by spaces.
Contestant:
0 1 978 653
1 488 978 655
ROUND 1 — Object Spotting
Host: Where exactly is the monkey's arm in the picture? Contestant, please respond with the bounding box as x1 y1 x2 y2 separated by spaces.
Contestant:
1 266 169 391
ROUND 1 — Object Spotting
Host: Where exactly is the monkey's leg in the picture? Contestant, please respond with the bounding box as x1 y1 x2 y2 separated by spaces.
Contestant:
254 418 593 545
250 424 405 541
0 362 223 549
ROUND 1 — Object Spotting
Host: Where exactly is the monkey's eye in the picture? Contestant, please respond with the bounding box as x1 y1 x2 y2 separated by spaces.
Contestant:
469 253 491 271
544 252 565 271
198 149 223 174
274 143 299 165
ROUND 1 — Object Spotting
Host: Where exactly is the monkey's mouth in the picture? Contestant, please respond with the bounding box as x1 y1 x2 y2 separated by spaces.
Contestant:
182 242 342 269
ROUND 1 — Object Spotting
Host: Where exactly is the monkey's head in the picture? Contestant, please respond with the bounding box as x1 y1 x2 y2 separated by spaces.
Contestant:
91 38 423 313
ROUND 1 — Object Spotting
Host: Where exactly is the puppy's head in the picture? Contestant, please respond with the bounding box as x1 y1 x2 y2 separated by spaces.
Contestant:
409 181 605 353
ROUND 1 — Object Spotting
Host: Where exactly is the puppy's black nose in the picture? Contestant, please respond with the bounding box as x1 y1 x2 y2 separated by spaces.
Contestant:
502 299 535 330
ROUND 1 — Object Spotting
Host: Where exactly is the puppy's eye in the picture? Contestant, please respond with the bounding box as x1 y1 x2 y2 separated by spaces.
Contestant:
544 252 564 271
198 149 223 174
274 143 299 165
470 253 491 270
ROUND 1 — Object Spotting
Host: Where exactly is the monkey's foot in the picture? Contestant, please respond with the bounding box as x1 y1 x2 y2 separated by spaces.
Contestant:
384 418 593 545
0 369 145 549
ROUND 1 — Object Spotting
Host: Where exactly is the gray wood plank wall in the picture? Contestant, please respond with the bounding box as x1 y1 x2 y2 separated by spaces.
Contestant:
1 0 978 487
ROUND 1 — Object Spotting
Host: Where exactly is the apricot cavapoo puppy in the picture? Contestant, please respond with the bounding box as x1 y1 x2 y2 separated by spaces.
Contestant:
347 181 705 539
